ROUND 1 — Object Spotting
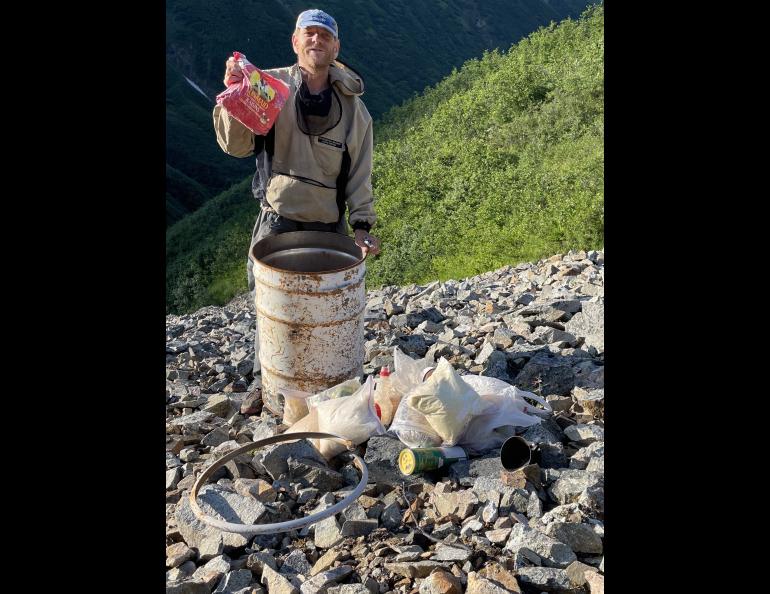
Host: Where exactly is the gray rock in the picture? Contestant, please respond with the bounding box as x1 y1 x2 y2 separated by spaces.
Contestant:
166 542 195 568
167 467 182 490
515 356 575 396
313 515 343 549
586 455 604 474
252 440 327 481
569 441 604 469
176 487 257 550
522 418 564 445
537 442 569 469
280 549 312 577
289 458 344 492
449 453 504 487
246 551 278 575
214 569 254 593
549 470 603 505
262 564 299 594
299 566 354 594
565 302 604 353
503 524 577 568
544 522 603 554
515 566 575 591
481 350 511 381
203 394 234 418
297 488 320 505
202 427 231 448
340 519 378 537
379 502 402 531
166 581 211 594
383 561 447 579
564 424 604 446
170 410 215 427
328 586 370 594
198 534 224 561
432 544 472 562
431 521 457 539
465 573 516 594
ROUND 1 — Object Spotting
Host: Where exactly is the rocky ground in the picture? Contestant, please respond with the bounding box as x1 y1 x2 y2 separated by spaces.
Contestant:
166 249 605 594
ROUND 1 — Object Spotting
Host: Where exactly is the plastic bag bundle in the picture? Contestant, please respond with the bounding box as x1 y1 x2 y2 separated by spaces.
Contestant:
280 388 313 426
305 378 361 409
391 347 436 400
403 357 487 446
388 394 443 448
457 378 552 454
216 51 290 135
286 376 385 460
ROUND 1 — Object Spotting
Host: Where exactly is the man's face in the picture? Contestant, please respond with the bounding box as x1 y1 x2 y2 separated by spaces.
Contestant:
292 26 340 71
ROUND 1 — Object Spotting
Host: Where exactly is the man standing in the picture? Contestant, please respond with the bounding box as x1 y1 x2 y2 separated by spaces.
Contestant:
213 8 380 374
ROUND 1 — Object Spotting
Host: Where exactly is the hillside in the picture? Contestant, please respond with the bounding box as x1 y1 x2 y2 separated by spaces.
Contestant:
165 248 605 592
166 0 594 224
166 4 603 315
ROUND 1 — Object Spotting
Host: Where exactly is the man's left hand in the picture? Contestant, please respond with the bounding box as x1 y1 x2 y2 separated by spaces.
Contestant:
354 229 381 256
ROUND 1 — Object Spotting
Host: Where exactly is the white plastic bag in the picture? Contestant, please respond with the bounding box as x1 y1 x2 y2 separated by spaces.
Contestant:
405 357 487 446
312 376 386 459
457 384 549 454
391 347 435 399
280 388 314 426
305 378 361 409
389 392 443 448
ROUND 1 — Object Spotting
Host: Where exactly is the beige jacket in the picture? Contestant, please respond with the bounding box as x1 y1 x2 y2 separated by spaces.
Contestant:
213 62 376 228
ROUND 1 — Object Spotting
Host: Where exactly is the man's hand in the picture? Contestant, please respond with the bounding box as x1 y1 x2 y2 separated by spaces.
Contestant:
354 229 381 256
223 57 244 87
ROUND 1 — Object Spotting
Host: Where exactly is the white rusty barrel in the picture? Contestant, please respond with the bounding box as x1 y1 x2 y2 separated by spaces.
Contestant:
251 231 366 407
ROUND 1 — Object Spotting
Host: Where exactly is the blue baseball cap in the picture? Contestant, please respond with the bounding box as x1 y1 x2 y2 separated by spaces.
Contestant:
296 9 339 39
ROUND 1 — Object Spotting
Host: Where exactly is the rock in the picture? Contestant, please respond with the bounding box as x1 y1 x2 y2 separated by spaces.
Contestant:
340 519 378 537
431 544 472 562
484 528 511 544
203 394 234 418
522 418 564 445
246 551 278 575
379 502 402 530
166 542 195 568
564 424 604 446
252 440 327 481
476 563 522 593
299 566 354 594
419 570 462 594
328 586 370 594
465 572 516 594
214 569 254 593
544 522 603 554
503 524 577 568
565 561 597 587
310 549 343 576
515 356 575 396
280 549 312 577
289 458 344 492
167 467 182 490
515 566 575 591
431 521 457 539
565 302 604 353
433 490 479 520
192 555 232 589
202 427 231 448
480 351 511 381
526 491 543 519
549 470 603 505
198 534 224 561
586 455 604 474
261 565 299 594
383 561 447 579
313 515 343 549
176 486 261 550
297 488 320 505
166 581 212 594
584 571 604 594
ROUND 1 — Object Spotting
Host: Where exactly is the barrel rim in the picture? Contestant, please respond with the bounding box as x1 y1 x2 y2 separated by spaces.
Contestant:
251 230 367 275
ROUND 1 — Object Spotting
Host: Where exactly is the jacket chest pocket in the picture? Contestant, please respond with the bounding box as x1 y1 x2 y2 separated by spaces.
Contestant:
311 135 345 176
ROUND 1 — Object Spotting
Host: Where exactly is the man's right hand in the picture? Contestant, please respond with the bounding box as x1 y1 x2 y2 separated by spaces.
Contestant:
223 57 244 87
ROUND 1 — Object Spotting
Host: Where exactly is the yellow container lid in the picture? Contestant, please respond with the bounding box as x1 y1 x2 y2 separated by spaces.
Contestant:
398 449 416 475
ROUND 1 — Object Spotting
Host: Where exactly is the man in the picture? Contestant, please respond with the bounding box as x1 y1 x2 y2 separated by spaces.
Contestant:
213 8 380 375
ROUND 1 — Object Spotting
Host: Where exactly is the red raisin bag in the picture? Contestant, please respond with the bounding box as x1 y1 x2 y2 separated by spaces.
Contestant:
216 51 290 135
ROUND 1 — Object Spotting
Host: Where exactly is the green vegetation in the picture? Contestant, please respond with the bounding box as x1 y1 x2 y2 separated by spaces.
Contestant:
166 4 604 315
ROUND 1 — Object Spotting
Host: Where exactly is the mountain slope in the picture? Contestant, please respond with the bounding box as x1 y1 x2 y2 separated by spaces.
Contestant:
166 0 594 224
166 4 604 315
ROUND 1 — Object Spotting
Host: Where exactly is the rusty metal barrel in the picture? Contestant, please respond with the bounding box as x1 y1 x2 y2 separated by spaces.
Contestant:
251 231 366 407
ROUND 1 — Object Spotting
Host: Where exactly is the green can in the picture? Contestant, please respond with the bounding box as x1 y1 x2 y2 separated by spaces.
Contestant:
398 446 468 475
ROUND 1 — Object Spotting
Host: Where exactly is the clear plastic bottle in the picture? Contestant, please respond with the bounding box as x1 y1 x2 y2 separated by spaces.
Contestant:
374 365 396 426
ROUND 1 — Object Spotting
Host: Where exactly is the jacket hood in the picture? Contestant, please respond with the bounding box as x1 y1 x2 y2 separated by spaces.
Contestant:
330 61 365 96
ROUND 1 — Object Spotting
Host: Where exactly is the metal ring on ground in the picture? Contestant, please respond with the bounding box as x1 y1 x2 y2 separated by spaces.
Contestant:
189 431 369 535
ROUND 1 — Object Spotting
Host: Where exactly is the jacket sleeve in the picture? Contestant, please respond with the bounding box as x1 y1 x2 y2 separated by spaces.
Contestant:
345 100 377 229
213 104 255 158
